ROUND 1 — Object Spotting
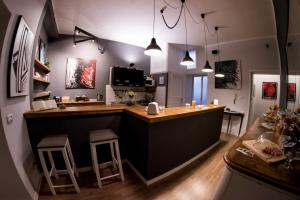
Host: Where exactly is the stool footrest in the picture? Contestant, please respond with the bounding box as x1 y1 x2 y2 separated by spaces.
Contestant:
53 184 75 188
100 173 120 181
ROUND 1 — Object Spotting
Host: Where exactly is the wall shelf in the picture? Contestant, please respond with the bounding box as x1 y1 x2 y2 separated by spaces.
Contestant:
33 91 51 99
34 59 51 73
33 77 50 84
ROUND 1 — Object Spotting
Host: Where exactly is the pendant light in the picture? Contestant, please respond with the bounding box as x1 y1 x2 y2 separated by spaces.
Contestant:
180 7 194 66
201 14 213 73
214 26 225 78
144 0 162 56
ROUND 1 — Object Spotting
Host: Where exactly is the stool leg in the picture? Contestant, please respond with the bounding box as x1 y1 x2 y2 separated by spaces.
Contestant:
38 150 56 195
66 140 79 177
110 142 116 169
114 140 125 182
47 151 59 179
62 148 80 194
91 143 102 188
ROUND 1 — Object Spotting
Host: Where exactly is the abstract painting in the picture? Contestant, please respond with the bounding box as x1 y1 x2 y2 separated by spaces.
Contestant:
9 16 34 97
288 83 296 102
215 60 241 89
262 82 277 99
65 58 96 89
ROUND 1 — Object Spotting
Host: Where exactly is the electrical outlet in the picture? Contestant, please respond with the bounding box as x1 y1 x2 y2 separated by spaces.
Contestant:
6 114 13 124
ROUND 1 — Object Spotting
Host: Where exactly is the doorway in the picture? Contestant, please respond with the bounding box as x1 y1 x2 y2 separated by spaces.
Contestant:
193 75 208 105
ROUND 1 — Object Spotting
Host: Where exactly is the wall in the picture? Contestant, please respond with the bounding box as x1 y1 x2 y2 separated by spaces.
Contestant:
47 36 150 100
166 37 279 136
0 0 46 199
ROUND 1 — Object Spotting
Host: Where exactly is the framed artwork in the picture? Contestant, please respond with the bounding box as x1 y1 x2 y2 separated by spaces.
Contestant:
215 60 242 89
65 58 96 89
9 16 34 97
262 82 277 99
38 38 46 64
288 83 296 102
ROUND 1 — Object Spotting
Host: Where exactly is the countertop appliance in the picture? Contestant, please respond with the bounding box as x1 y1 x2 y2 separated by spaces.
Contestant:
145 77 155 87
147 102 160 115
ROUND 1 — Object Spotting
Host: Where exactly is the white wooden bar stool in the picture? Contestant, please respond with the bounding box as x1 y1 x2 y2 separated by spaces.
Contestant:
37 135 80 195
89 129 125 188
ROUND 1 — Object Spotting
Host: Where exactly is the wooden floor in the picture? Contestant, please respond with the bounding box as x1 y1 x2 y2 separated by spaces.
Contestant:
39 133 238 200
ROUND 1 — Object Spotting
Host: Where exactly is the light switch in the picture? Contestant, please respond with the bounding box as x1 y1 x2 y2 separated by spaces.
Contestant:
6 114 13 124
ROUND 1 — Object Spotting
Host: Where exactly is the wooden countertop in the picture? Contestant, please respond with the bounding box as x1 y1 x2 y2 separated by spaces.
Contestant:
224 118 300 195
24 104 225 123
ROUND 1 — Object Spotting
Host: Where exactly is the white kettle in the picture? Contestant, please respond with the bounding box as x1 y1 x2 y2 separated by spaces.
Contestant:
147 102 160 115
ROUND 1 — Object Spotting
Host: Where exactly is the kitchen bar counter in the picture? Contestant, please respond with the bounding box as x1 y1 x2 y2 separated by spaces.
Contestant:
24 104 225 184
24 104 225 123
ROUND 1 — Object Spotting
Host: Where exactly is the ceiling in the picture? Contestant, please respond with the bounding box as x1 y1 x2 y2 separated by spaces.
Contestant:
52 0 276 48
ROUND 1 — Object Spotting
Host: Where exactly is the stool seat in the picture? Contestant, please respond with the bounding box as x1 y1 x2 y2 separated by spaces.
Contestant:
90 129 118 143
37 135 68 148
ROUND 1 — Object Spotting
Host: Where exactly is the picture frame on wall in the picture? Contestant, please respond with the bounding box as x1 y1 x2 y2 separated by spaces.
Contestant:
262 82 277 99
288 83 296 102
8 16 34 97
38 38 46 64
65 58 96 89
215 60 242 89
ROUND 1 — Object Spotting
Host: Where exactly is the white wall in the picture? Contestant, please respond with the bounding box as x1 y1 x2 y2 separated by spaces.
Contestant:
164 37 279 136
150 43 168 74
0 0 46 199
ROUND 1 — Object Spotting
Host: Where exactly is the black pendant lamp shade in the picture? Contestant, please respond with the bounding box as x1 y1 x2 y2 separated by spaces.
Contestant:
202 60 213 72
144 37 162 56
144 0 162 56
180 51 194 66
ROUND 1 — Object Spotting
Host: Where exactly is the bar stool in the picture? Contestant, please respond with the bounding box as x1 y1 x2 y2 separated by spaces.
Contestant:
89 129 125 188
37 135 80 195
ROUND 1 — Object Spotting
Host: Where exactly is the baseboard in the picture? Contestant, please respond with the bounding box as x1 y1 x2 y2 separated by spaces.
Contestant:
126 140 221 185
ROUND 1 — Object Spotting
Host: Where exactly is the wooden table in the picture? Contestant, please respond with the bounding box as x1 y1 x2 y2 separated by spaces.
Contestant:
224 118 300 195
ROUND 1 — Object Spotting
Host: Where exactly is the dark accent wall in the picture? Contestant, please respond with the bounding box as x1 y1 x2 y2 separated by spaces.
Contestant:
47 35 150 99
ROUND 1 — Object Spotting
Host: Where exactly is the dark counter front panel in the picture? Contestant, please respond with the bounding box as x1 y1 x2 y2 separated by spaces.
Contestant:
26 113 123 169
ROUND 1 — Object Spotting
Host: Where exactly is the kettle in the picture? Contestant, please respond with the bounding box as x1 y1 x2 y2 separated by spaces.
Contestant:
147 102 160 115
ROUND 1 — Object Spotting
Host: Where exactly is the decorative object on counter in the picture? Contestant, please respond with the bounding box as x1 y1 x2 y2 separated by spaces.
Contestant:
97 93 103 101
147 102 160 115
215 60 241 89
32 100 57 111
213 99 219 105
73 26 104 54
9 16 34 97
192 99 196 109
262 104 279 123
75 95 89 102
127 90 136 105
144 0 162 56
262 82 277 99
288 83 296 102
145 93 154 103
65 58 96 89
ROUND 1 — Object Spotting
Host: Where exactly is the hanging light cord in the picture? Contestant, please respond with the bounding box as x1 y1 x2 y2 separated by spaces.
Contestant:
152 0 156 37
184 6 188 51
216 27 221 62
185 3 201 24
161 1 184 29
163 0 181 9
203 17 208 60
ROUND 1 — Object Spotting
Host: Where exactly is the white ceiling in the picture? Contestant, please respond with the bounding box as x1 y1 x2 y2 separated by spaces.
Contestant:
52 0 276 48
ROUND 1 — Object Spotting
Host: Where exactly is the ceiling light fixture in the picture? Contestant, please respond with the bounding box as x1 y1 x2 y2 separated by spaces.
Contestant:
201 14 213 73
180 7 194 66
144 0 162 56
214 26 225 78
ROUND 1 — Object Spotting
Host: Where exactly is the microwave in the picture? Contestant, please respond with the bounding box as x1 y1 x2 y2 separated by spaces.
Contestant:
145 77 155 87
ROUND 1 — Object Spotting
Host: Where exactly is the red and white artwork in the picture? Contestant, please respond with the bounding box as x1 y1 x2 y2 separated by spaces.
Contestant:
65 58 96 89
